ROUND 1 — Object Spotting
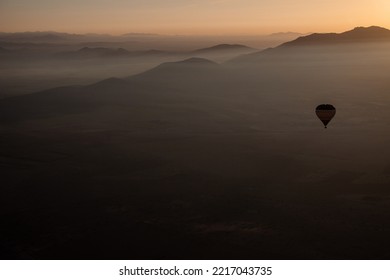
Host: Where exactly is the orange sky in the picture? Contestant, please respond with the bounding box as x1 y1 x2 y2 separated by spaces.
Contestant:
0 0 389 35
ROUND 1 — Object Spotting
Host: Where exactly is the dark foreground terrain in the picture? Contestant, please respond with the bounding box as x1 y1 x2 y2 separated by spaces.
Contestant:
1 27 390 259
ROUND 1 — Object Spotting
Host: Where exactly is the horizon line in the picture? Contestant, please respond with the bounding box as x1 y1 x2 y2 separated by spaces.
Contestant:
0 25 388 37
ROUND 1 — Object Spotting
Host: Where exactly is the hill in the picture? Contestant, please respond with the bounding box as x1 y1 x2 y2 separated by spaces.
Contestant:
130 57 220 81
76 47 130 57
0 57 221 122
194 44 255 53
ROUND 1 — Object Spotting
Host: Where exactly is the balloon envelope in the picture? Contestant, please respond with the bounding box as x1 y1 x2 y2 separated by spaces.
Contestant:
316 104 336 128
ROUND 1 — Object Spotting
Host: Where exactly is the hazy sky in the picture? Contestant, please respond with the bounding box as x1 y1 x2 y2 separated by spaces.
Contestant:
1 0 389 35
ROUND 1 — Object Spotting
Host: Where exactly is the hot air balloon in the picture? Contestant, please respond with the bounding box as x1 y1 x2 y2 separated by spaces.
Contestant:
316 104 336 128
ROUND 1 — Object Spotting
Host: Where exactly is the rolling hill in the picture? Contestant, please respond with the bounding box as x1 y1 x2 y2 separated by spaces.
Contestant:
193 44 256 53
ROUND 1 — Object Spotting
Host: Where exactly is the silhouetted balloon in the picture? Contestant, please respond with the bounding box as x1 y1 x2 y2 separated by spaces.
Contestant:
316 104 336 128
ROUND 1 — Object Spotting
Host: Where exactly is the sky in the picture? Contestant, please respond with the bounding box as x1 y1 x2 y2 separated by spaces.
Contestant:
0 0 389 35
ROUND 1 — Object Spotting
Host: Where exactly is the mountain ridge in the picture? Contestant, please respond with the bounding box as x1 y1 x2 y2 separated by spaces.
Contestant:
129 57 220 81
193 44 255 53
228 26 390 63
281 26 390 47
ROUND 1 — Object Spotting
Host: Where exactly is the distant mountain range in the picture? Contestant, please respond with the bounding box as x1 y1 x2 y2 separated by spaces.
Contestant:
229 26 390 63
281 26 390 47
0 31 299 43
193 44 256 53
53 44 256 60
1 26 390 122
0 31 303 54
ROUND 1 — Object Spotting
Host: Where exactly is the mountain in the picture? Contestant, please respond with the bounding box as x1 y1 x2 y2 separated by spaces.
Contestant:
281 26 390 47
190 44 257 63
131 57 220 81
229 26 390 64
77 47 130 56
194 44 255 53
153 57 217 66
0 57 222 122
55 44 256 60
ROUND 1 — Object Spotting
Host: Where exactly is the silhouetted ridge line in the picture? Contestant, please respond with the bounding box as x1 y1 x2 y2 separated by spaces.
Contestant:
281 26 390 47
227 26 390 64
77 47 130 55
176 57 218 64
194 44 255 53
136 57 218 74
127 57 220 81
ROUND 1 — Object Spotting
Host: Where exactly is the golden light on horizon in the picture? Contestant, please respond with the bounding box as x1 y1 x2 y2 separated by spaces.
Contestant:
0 0 389 35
